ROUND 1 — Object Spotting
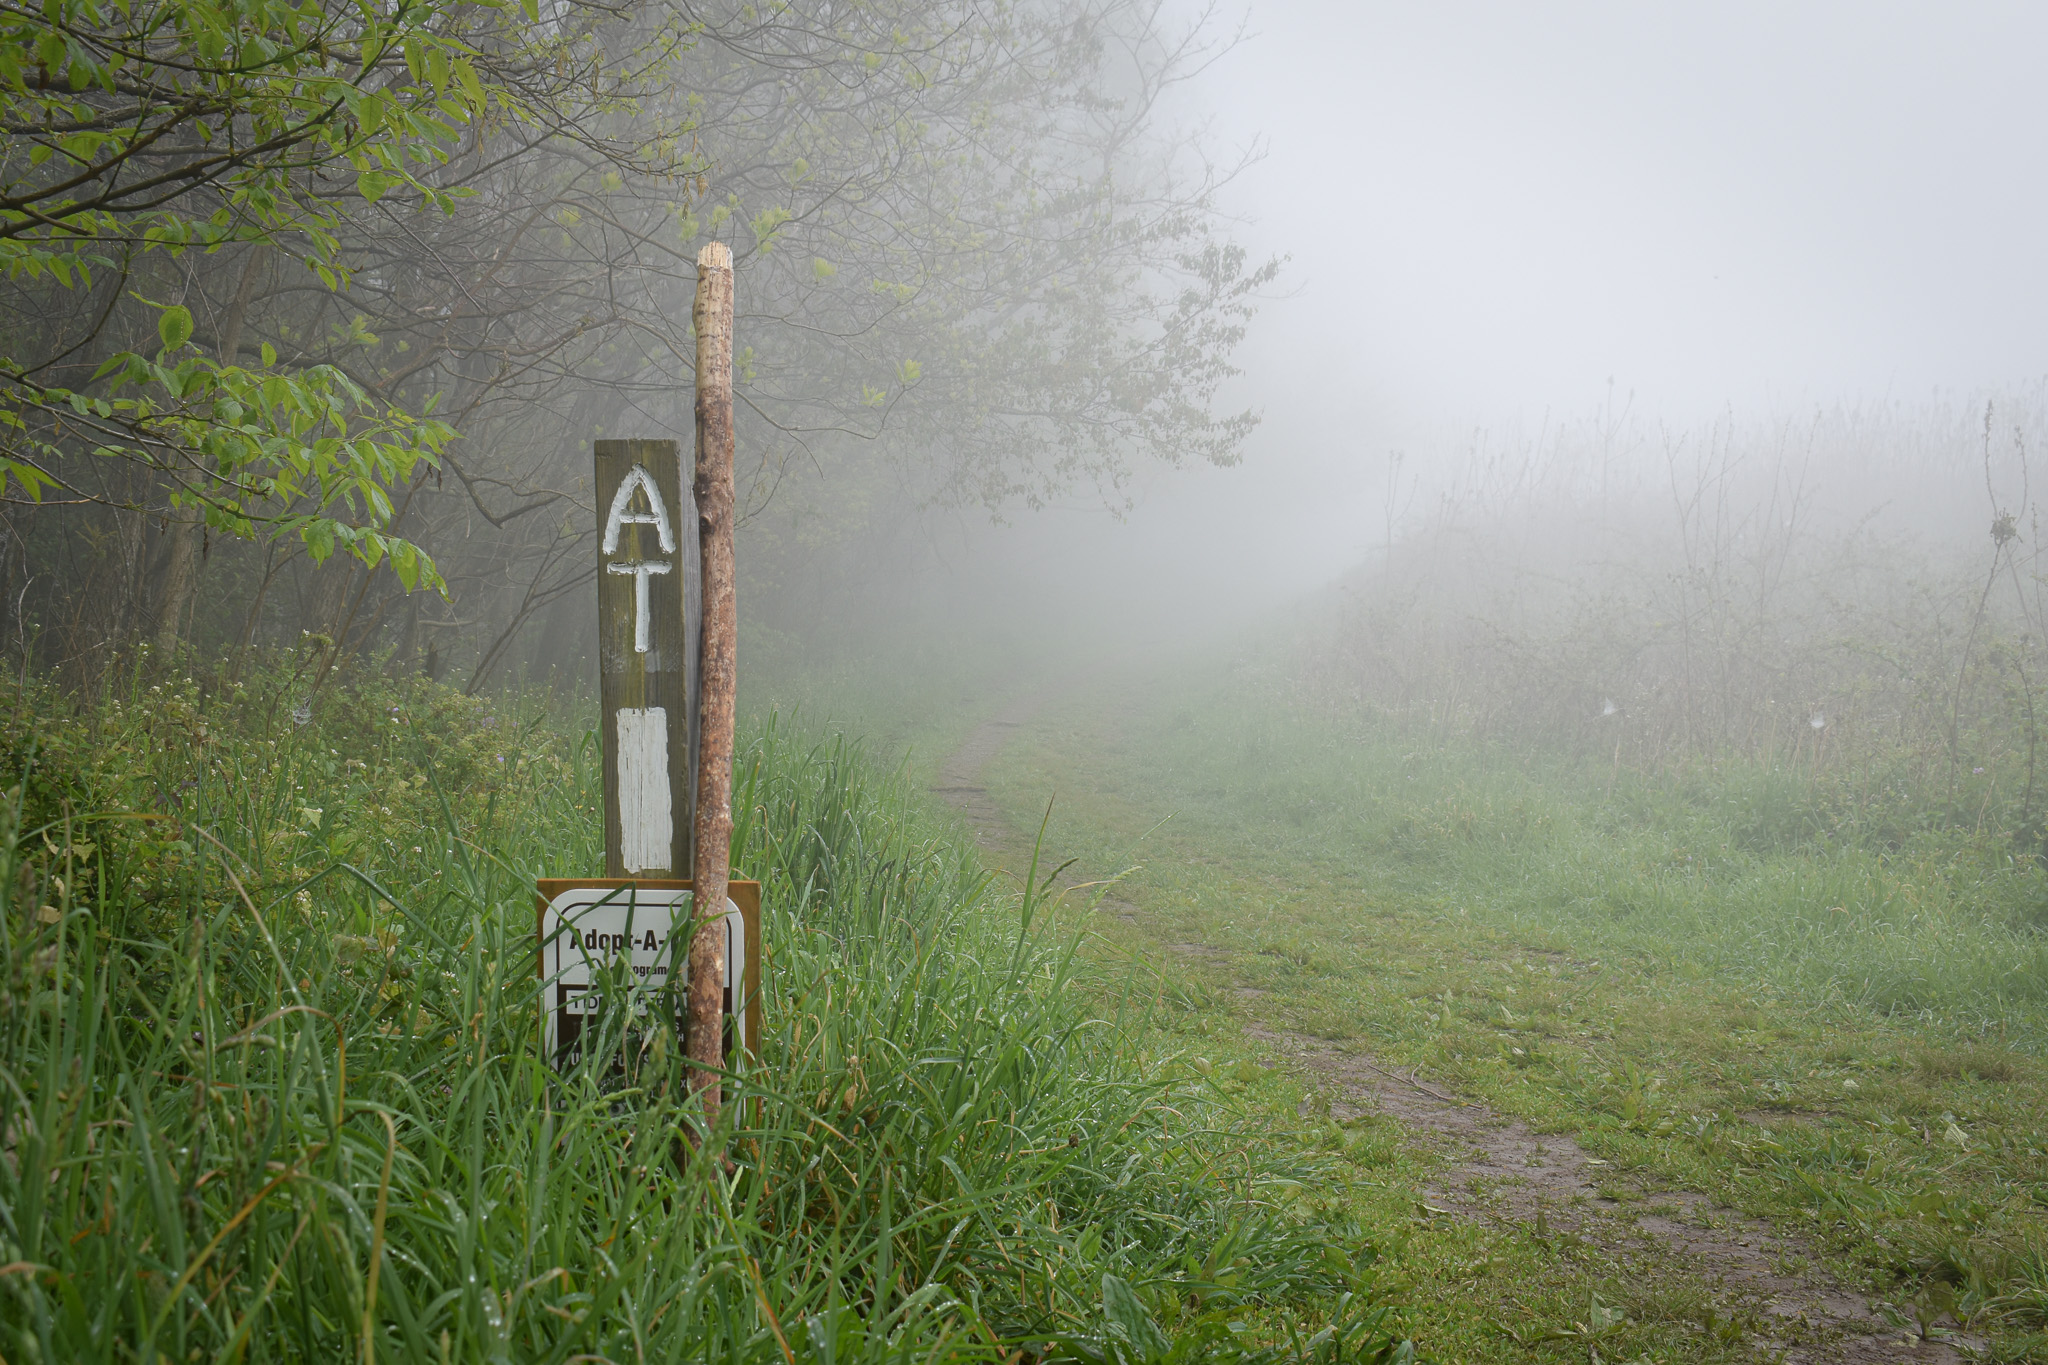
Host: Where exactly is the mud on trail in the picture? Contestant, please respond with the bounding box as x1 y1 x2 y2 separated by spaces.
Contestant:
934 710 1975 1365
1249 1028 1972 1364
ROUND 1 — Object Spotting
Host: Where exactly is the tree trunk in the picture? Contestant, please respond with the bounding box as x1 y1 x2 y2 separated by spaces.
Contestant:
687 242 736 1127
155 246 267 655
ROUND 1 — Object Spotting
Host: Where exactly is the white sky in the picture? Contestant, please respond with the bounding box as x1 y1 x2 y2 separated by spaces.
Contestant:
964 1 2048 634
1218 0 2048 429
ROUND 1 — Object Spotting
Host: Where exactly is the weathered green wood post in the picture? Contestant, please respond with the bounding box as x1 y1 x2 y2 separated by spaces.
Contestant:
593 438 700 877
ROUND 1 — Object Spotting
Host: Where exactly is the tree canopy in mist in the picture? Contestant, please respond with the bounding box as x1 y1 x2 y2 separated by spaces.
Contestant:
0 0 1273 687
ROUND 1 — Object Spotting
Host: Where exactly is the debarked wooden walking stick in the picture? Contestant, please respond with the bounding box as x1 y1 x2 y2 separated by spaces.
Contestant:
688 241 737 1126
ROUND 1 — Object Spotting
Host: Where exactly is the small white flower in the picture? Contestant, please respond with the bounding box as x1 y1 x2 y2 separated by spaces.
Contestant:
1809 712 1826 731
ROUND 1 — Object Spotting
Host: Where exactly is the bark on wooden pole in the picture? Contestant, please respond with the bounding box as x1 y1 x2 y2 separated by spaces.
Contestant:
688 241 736 1121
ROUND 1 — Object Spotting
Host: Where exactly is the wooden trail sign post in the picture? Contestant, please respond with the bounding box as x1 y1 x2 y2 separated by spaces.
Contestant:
539 242 748 1136
594 438 699 877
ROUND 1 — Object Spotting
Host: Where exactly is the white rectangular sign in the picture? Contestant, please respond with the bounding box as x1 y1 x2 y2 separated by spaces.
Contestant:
539 884 744 1071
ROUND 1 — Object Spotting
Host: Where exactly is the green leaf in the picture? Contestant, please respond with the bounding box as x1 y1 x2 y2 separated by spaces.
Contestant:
1101 1275 1172 1364
454 56 484 108
1 459 60 502
356 170 399 204
158 305 193 352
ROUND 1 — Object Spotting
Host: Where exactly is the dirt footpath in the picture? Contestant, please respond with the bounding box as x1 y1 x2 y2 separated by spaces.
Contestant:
929 700 1041 850
933 709 1972 1365
1247 1027 1970 1364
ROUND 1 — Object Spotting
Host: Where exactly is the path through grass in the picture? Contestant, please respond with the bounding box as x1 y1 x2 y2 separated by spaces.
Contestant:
954 659 2048 1363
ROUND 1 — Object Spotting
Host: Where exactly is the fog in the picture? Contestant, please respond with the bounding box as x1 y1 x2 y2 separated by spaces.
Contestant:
12 0 2048 698
916 0 2048 656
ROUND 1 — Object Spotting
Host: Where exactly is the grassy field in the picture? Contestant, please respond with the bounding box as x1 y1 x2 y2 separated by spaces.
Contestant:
0 654 1412 1364
958 652 2048 1363
22 626 2047 1361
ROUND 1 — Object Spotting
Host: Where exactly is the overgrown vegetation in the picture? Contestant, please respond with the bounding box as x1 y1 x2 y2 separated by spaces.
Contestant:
0 654 1410 1363
973 637 2048 1360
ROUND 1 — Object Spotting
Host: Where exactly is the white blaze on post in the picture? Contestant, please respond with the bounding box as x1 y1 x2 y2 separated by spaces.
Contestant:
606 560 672 653
615 707 672 873
602 464 676 655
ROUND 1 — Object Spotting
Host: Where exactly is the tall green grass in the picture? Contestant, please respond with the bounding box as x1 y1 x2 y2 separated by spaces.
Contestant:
1054 663 2048 1042
0 658 1408 1364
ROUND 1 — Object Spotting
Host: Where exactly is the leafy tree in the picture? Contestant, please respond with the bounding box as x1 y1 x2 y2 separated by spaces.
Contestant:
0 0 1273 685
0 0 698 600
0 0 492 587
307 0 1278 686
